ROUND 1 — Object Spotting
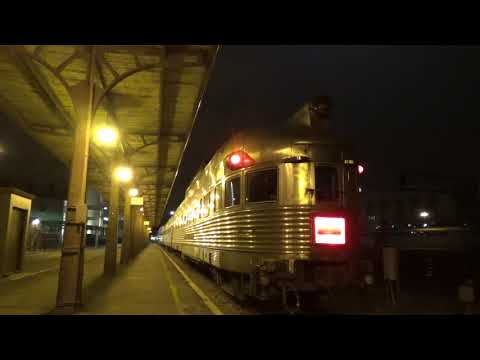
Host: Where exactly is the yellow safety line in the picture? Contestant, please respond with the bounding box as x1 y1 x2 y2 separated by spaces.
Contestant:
158 249 185 315
159 247 224 316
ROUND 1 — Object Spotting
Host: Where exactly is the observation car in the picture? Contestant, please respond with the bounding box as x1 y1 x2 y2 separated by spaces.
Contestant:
159 96 364 310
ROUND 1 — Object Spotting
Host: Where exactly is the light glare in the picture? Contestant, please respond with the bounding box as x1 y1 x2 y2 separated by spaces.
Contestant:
114 166 133 183
96 127 118 145
314 217 346 245
129 188 139 197
230 154 241 165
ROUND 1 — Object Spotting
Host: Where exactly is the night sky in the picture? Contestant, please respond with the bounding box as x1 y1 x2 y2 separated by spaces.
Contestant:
164 45 480 222
2 45 480 225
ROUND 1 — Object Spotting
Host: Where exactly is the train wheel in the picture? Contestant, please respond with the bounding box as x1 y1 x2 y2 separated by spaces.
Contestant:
232 275 247 301
281 283 300 314
210 268 222 286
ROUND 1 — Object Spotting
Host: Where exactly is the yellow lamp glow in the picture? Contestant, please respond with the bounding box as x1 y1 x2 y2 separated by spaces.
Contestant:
114 166 133 183
96 126 118 146
144 221 150 226
128 188 139 197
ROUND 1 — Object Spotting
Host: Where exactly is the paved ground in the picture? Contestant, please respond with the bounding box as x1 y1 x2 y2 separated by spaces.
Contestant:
0 245 251 315
0 248 106 315
82 245 211 315
0 244 476 315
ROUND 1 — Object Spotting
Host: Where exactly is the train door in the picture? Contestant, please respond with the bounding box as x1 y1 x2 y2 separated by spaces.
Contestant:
5 207 27 273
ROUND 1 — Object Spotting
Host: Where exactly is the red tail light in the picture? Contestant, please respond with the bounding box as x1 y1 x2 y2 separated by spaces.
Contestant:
312 216 346 245
226 150 255 171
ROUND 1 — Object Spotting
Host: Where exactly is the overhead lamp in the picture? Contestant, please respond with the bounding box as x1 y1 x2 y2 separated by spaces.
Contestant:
129 188 139 197
95 126 118 146
114 166 133 183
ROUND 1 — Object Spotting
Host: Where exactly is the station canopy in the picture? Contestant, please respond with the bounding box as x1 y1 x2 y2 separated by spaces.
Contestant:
0 45 219 226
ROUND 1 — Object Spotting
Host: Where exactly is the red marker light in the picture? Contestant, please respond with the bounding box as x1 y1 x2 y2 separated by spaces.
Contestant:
226 150 255 170
357 164 364 175
313 216 345 245
230 154 241 165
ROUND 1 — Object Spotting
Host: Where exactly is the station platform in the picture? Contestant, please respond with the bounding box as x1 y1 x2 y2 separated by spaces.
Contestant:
0 245 238 315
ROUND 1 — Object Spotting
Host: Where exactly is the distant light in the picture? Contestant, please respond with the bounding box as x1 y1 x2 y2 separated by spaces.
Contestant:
96 126 118 146
129 188 139 197
423 223 428 228
357 164 364 175
140 207 144 212
103 217 109 221
114 166 133 183
407 224 412 227
419 211 430 218
103 207 108 210
170 211 175 216
32 218 40 226
358 187 362 193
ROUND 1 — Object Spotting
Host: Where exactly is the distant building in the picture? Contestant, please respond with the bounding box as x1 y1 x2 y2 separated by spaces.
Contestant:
29 188 109 249
30 197 67 249
85 189 109 247
359 174 478 231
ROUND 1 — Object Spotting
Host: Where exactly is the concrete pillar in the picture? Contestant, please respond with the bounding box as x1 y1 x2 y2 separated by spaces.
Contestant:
134 208 142 255
132 207 143 256
55 47 96 312
104 179 119 275
120 190 131 264
130 206 138 257
94 229 99 248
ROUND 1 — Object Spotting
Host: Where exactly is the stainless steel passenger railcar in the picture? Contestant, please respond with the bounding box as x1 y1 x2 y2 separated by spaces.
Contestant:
159 97 364 310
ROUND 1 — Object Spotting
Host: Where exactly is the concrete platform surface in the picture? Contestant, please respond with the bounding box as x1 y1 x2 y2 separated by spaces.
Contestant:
0 245 249 315
0 248 106 315
81 245 214 315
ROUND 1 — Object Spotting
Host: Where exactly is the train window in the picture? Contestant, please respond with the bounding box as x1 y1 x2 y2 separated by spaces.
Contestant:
315 166 338 202
203 193 210 217
214 184 221 212
224 177 240 208
246 169 278 203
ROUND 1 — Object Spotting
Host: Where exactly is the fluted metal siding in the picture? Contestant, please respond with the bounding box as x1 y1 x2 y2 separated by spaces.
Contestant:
172 204 315 256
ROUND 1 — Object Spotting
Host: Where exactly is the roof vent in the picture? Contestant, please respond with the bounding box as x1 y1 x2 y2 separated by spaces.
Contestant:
288 96 330 133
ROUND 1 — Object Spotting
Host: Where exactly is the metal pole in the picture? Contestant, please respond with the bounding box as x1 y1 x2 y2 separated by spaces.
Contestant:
104 177 119 275
134 207 141 255
55 46 96 312
130 206 137 257
120 189 131 264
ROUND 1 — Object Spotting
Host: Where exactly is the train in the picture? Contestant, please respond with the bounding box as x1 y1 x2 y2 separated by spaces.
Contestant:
158 96 364 311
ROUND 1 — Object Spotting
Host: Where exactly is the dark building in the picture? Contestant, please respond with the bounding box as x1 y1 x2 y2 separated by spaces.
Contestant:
359 174 479 231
